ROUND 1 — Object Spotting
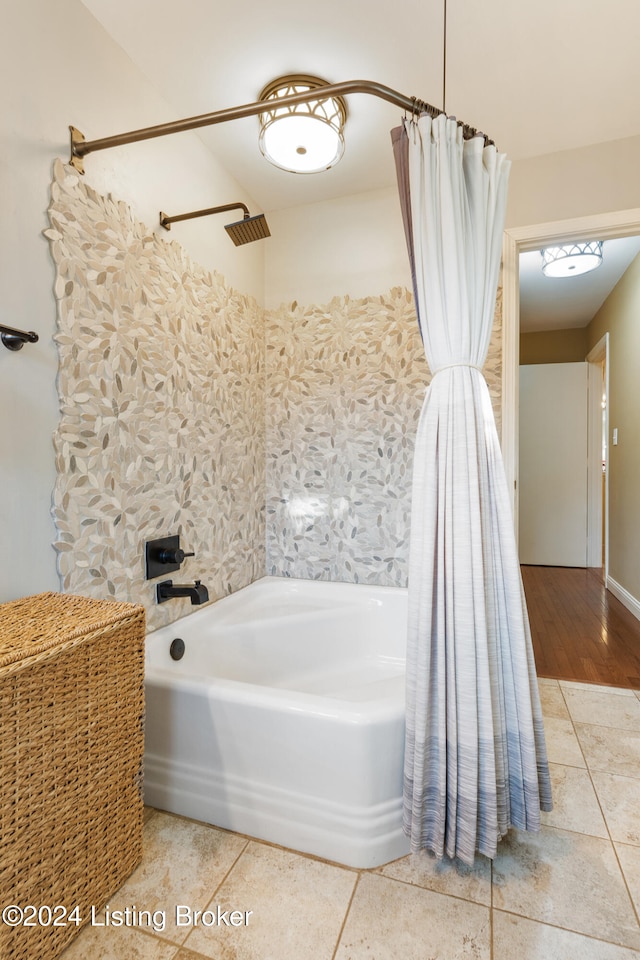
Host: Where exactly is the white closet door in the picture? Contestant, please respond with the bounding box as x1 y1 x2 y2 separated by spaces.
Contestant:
519 362 588 567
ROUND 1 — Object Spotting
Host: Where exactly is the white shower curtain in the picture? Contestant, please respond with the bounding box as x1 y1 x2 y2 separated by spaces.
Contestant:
392 114 552 865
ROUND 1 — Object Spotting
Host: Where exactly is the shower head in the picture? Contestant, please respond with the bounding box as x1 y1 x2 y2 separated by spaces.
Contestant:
225 213 271 246
159 202 271 245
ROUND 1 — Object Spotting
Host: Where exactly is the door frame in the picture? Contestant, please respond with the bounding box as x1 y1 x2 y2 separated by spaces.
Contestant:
586 334 609 574
501 207 640 542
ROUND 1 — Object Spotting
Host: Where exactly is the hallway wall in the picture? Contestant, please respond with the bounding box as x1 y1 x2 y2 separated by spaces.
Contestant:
587 251 640 605
520 328 588 365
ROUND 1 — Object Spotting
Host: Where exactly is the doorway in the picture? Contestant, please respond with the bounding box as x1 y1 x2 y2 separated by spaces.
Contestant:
502 209 640 684
501 207 640 526
586 335 609 573
517 342 609 573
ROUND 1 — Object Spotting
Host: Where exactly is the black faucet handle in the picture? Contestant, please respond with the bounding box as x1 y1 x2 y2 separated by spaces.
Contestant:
145 536 196 581
158 547 195 564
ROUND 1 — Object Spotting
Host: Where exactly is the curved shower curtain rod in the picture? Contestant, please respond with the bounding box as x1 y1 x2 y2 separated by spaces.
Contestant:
69 79 494 173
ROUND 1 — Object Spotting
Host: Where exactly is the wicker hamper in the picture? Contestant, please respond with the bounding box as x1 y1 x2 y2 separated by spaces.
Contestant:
0 592 146 960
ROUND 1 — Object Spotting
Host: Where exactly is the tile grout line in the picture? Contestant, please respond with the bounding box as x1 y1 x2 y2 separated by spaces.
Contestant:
169 945 212 960
368 867 491 909
216 832 362 875
559 683 640 936
62 918 200 957
493 905 640 953
179 834 251 953
610 832 640 933
489 855 494 960
205 836 251 901
88 823 252 958
329 870 361 960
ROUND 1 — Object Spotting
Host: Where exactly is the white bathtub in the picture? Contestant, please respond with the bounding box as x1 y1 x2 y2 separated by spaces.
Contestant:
143 576 410 868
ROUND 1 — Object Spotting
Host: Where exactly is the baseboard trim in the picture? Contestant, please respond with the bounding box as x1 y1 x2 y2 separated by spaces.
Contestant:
607 576 640 623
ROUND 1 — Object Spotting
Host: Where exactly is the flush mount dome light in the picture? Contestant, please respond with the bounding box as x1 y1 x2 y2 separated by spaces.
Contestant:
541 241 604 278
258 75 347 174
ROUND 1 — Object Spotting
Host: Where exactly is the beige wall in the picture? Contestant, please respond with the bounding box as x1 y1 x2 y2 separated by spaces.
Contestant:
265 187 411 309
520 328 587 365
587 252 640 601
264 132 640 311
506 134 640 229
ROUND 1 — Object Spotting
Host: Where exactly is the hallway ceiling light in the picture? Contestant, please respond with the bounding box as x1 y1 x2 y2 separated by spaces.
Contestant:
541 241 603 278
258 75 347 174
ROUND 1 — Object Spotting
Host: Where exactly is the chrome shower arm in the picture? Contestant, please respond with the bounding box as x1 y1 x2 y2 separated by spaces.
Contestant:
69 78 492 173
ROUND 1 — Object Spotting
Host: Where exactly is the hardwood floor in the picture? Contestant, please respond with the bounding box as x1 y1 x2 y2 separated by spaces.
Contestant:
521 565 640 689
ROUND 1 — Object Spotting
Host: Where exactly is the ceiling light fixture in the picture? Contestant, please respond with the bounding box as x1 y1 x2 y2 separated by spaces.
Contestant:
258 74 347 174
541 241 603 278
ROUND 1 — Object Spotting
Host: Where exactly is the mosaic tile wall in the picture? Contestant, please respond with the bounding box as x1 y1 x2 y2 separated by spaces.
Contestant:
47 159 503 615
264 286 503 586
47 160 265 630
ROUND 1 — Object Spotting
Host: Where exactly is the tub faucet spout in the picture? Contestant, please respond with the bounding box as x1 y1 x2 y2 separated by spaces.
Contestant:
156 579 209 605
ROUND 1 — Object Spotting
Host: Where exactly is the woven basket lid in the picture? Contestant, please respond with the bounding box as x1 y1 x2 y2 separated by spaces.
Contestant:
0 592 145 669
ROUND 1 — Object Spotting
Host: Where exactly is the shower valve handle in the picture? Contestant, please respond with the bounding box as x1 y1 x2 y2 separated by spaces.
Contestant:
158 547 195 565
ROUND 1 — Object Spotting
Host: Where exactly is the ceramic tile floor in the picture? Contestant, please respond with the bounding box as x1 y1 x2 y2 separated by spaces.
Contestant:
58 680 640 960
